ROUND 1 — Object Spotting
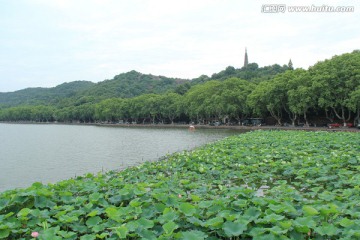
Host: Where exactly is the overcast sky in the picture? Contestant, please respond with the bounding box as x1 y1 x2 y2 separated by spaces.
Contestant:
0 0 359 92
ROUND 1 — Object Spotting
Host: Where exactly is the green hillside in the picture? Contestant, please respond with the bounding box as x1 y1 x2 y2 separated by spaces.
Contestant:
0 71 188 108
0 64 289 108
75 70 188 101
0 81 95 108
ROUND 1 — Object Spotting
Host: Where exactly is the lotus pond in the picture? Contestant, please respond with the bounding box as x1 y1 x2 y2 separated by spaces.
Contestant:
0 130 360 239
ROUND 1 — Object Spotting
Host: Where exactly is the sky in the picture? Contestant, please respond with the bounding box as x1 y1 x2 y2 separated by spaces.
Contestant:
0 0 359 92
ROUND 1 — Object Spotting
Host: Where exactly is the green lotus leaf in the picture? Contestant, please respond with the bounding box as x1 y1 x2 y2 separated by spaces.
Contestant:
190 194 201 202
163 221 178 235
268 204 285 213
314 223 339 236
86 210 99 217
35 188 54 197
293 217 316 233
17 208 32 218
114 225 128 239
106 207 121 220
268 225 288 235
86 216 102 227
158 210 178 224
319 203 339 216
198 201 212 209
244 207 261 221
249 227 266 237
181 230 207 240
223 221 247 237
278 220 292 230
339 217 355 228
40 227 62 240
252 233 281 240
58 230 77 238
34 196 56 208
0 228 10 239
205 217 224 229
0 200 9 212
179 203 196 216
136 218 154 229
136 228 157 240
187 216 204 226
59 214 78 223
261 213 285 223
79 234 96 240
95 232 109 239
302 205 319 216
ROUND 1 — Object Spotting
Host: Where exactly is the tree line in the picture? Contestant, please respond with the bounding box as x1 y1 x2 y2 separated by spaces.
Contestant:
1 51 359 126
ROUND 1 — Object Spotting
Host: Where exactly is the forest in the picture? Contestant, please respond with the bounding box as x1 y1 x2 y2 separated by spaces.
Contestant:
0 50 359 126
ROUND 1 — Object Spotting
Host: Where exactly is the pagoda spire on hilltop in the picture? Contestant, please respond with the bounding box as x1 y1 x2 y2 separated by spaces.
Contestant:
244 48 248 68
288 59 294 70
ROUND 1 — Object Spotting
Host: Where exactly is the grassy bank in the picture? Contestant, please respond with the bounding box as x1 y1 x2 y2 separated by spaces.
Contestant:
0 130 359 239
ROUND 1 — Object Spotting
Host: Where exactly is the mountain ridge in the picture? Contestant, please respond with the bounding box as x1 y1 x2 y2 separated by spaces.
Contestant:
0 70 189 107
0 64 290 108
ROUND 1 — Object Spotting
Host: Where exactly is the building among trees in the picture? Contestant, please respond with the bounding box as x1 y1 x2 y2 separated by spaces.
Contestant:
244 48 248 68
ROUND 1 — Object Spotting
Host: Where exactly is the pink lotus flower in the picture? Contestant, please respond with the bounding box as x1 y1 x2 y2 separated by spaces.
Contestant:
31 232 39 238
178 194 182 198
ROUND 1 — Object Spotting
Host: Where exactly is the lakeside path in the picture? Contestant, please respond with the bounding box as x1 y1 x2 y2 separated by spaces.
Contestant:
1 121 360 132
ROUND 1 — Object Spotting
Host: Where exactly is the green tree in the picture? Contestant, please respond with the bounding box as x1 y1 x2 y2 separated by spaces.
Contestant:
219 78 255 124
159 93 182 124
248 80 283 125
287 70 315 126
347 86 360 124
142 94 162 124
310 50 360 124
95 98 124 122
184 81 221 124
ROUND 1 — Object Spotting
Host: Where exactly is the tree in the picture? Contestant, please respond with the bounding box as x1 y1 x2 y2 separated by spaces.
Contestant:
309 50 360 124
248 78 286 125
159 93 182 124
31 106 55 122
75 104 95 123
142 94 162 124
287 70 315 126
95 98 124 122
217 78 254 124
184 81 222 124
347 86 360 124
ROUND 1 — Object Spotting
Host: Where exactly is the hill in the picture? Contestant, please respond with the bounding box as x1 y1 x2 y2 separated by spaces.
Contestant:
173 63 291 94
0 62 291 108
74 70 188 101
0 81 95 108
0 71 188 108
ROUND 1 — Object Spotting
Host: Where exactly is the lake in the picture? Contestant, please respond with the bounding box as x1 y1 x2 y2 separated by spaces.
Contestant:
0 123 241 192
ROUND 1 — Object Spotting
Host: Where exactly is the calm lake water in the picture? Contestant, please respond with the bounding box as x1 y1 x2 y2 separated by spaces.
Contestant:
0 123 241 192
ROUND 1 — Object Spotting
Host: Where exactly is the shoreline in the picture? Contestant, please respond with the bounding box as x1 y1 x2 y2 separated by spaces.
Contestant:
1 121 359 132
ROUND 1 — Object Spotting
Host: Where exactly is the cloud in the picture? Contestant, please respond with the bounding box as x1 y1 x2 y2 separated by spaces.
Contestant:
0 0 359 91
